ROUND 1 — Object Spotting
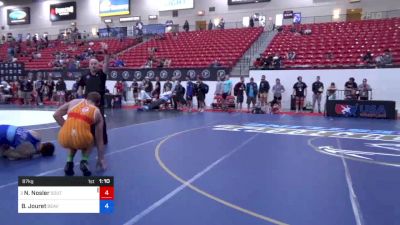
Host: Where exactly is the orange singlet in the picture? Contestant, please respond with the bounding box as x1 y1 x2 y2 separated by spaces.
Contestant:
58 100 97 150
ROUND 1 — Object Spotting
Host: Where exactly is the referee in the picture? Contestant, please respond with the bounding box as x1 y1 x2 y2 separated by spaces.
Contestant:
78 42 110 144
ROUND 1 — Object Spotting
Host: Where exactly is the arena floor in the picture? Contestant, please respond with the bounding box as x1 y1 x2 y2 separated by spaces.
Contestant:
0 108 399 225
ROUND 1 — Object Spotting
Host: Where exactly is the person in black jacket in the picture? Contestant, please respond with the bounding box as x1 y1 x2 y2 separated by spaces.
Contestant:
246 77 258 111
77 42 110 145
311 76 324 113
258 75 270 108
233 76 246 110
292 76 307 113
195 77 208 112
20 76 33 105
55 78 67 105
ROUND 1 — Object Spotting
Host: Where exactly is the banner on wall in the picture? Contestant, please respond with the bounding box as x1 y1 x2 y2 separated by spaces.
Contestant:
7 7 30 25
50 2 77 22
6 68 231 81
326 100 396 120
99 0 130 17
158 0 194 11
98 27 127 37
0 63 25 81
283 10 294 19
228 0 270 5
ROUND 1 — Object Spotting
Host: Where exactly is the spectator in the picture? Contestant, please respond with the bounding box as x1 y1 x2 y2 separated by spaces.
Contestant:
113 57 125 67
311 76 324 113
20 76 33 105
287 50 296 60
358 78 372 101
327 82 337 100
292 76 307 113
222 74 232 109
131 78 139 105
233 76 246 110
143 77 153 96
183 20 190 32
186 77 195 112
210 59 222 68
249 17 254 28
272 78 285 106
44 77 55 101
208 20 213 30
152 76 161 99
214 76 223 96
174 80 186 110
344 77 358 100
246 77 258 111
163 78 172 93
114 80 123 96
121 79 128 102
258 75 270 108
55 78 66 105
272 54 282 69
34 76 45 106
362 51 373 64
218 18 225 30
376 49 392 66
164 59 172 68
195 77 208 112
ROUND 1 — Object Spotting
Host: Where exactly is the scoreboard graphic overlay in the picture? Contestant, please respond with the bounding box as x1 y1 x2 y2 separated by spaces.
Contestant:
18 176 114 214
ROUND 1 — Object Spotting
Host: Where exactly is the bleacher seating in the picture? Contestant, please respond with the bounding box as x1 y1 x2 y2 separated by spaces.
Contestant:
0 38 138 70
261 18 400 68
119 27 263 69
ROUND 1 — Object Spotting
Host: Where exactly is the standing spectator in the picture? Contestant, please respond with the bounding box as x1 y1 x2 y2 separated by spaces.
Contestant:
358 79 372 101
214 76 223 96
272 78 285 106
258 75 270 108
174 80 186 110
131 78 139 105
246 77 258 111
122 79 129 102
218 18 225 30
45 77 55 101
163 78 172 93
287 50 296 60
249 17 254 28
55 78 66 105
114 80 123 95
186 77 195 112
222 75 232 109
292 76 307 113
195 77 208 112
183 20 190 32
233 76 246 110
327 82 337 100
208 20 213 30
20 76 33 105
34 76 45 106
152 76 161 99
311 76 324 113
344 77 358 100
143 77 153 96
78 42 110 145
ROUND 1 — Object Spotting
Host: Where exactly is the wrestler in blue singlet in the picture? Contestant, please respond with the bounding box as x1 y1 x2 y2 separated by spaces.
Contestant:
0 125 41 150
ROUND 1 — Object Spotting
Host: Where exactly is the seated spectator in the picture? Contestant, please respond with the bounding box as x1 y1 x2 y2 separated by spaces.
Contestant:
272 54 282 69
325 52 334 59
164 59 172 68
287 50 296 60
362 50 374 64
113 57 125 67
210 59 222 68
376 49 392 66
303 28 312 35
327 82 337 100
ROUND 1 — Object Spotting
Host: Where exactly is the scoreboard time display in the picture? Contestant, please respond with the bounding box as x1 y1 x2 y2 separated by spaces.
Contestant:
18 176 114 214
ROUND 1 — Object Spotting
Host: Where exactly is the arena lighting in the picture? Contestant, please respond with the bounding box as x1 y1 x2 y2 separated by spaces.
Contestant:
0 1 4 7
